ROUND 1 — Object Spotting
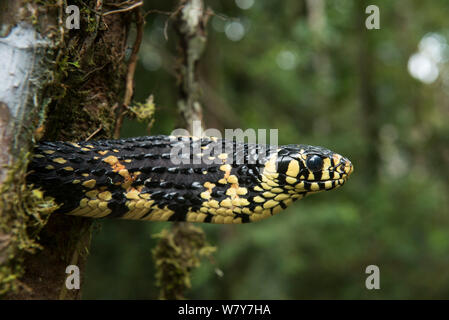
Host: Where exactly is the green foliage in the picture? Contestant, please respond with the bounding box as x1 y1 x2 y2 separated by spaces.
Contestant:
84 0 449 299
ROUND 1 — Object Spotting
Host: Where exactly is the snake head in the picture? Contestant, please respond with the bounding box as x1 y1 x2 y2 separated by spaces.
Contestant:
262 144 353 194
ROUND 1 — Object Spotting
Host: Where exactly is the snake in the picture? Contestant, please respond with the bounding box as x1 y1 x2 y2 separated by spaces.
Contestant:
27 135 353 224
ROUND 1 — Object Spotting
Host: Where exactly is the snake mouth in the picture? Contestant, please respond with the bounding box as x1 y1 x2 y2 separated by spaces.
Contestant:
295 177 347 193
296 160 353 192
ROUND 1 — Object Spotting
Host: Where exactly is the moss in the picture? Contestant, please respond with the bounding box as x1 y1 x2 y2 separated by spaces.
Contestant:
152 223 216 300
40 0 124 141
0 151 59 295
0 1 62 296
1 0 129 298
47 16 125 139
128 95 156 130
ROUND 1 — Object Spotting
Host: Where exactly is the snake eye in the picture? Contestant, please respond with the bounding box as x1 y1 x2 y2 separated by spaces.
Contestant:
306 155 323 172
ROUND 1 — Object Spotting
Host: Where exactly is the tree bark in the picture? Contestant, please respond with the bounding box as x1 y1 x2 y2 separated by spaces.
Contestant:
0 0 133 299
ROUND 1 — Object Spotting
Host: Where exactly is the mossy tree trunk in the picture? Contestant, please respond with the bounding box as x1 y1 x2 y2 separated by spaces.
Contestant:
152 0 217 300
0 0 134 299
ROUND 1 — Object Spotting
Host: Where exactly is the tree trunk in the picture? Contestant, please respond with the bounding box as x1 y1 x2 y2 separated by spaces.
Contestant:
0 0 133 299
152 0 217 300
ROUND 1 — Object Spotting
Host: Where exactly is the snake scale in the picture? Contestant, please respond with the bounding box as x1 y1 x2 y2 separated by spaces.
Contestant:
27 135 353 224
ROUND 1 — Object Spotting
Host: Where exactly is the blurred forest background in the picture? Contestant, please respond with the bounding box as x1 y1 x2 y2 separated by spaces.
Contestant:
83 0 449 299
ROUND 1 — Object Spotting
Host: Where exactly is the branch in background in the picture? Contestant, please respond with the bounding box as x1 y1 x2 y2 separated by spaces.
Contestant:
174 0 209 133
103 0 143 16
143 41 242 128
153 0 216 300
114 7 144 139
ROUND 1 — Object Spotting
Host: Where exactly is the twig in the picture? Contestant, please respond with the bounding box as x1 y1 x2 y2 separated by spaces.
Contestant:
85 125 103 141
113 8 144 139
105 0 135 8
82 63 108 81
163 6 183 41
213 12 230 21
124 10 144 106
142 7 184 41
143 9 173 18
54 0 66 66
102 0 143 16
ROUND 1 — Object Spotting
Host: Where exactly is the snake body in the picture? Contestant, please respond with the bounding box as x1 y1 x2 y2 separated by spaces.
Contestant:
27 135 353 224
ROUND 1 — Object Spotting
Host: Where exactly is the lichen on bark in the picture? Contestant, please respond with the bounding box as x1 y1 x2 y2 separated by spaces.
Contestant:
0 148 59 295
0 0 133 299
0 5 61 295
153 223 216 300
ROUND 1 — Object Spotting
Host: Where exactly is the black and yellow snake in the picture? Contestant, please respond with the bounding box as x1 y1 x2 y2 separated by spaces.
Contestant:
27 135 353 224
